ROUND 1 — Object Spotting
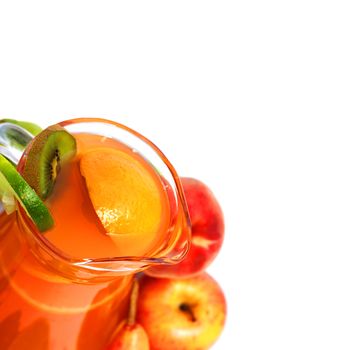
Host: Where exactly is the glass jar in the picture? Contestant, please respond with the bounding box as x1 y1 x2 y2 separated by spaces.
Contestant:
0 118 191 350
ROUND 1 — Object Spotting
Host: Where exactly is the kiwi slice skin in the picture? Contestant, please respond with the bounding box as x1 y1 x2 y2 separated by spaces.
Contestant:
0 155 54 232
22 125 77 200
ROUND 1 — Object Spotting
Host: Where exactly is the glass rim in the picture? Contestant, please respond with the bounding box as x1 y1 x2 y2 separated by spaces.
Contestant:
17 117 191 272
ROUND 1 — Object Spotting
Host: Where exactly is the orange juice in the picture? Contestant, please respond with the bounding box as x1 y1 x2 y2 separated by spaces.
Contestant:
0 213 133 350
45 133 171 259
0 118 191 350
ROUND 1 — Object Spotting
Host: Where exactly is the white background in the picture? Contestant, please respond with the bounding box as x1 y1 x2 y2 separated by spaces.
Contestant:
1 1 350 349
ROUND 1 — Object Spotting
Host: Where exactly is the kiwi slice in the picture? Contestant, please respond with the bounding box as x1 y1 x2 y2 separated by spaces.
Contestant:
0 154 54 232
22 125 77 200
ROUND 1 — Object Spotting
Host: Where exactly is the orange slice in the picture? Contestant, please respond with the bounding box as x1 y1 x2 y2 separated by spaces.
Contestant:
79 148 163 237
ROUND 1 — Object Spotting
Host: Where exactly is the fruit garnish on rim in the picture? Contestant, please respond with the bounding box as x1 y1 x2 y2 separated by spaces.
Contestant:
0 120 41 164
0 118 43 136
0 118 42 136
0 154 54 232
0 123 77 233
22 125 77 200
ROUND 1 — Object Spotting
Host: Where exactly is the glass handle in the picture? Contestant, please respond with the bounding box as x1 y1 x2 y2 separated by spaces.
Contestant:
0 122 34 165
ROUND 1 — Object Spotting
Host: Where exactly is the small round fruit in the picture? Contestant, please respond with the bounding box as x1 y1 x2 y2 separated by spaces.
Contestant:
22 124 77 200
0 154 54 232
107 323 150 350
137 272 226 350
107 279 150 350
146 177 225 278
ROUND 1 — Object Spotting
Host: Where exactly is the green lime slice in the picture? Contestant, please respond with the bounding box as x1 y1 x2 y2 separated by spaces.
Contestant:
0 154 54 232
0 119 42 136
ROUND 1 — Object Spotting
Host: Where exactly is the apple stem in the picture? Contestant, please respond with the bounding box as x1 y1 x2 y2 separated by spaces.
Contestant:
127 277 139 326
179 303 197 322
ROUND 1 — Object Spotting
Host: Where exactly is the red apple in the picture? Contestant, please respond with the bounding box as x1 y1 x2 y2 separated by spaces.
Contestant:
107 279 150 350
147 177 224 278
137 272 226 350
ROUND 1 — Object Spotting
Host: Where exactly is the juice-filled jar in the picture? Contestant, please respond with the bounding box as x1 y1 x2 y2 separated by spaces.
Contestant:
0 118 191 350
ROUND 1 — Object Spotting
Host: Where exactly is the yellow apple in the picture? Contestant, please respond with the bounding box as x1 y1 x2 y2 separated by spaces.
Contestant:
137 272 226 350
